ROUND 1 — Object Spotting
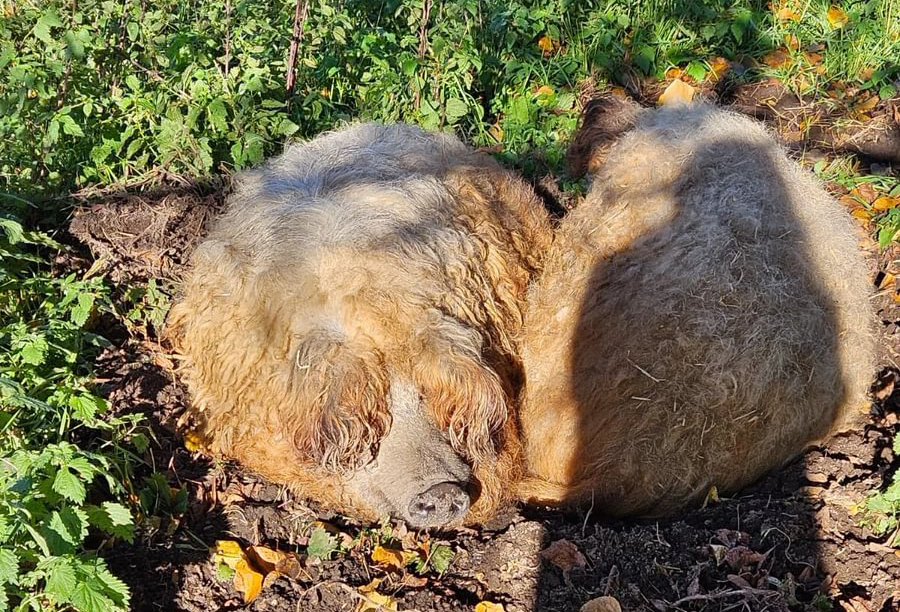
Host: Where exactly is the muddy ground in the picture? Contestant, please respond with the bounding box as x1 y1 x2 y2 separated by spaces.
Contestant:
69 92 900 612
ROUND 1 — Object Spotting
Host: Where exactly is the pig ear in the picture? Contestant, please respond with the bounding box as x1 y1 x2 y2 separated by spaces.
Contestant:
287 330 392 471
167 242 391 472
567 95 642 178
407 312 510 465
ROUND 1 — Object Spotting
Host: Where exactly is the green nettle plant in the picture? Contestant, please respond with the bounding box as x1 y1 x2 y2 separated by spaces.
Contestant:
858 433 900 547
1 212 143 611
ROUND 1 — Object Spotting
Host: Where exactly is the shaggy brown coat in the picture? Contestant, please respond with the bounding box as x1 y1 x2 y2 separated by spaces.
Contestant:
518 104 874 516
170 108 874 525
167 124 552 523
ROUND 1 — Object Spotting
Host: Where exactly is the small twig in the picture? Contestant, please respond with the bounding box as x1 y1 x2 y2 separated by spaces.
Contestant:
417 0 432 59
669 587 778 609
285 0 310 95
223 0 232 80
627 358 665 383
581 489 594 537
412 0 432 110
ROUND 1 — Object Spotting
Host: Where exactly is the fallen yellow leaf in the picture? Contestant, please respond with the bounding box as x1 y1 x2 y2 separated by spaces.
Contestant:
879 272 896 289
371 545 406 570
708 57 731 81
488 122 504 143
854 95 879 113
776 7 802 21
183 431 204 452
873 197 899 211
537 36 559 56
580 595 623 612
212 540 244 569
804 52 823 66
358 579 398 612
250 545 288 570
703 485 720 507
234 558 264 603
850 208 873 222
535 85 554 97
762 48 791 68
826 6 849 28
851 183 878 204
474 603 505 612
658 78 696 107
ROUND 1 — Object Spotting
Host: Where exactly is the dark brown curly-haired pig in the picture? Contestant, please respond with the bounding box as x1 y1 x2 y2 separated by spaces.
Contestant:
169 107 874 527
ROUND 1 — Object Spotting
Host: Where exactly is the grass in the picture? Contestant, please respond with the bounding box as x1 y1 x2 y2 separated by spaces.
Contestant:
1 0 899 610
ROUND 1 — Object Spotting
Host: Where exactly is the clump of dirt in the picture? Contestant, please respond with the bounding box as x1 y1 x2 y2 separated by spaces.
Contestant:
604 69 900 165
69 185 223 283
71 107 900 612
726 80 900 163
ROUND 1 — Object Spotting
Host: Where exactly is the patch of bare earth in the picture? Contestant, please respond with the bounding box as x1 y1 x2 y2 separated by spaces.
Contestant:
72 107 899 612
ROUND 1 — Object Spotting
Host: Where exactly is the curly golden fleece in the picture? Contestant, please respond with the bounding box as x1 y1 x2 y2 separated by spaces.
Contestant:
167 123 551 527
519 104 874 516
169 108 874 527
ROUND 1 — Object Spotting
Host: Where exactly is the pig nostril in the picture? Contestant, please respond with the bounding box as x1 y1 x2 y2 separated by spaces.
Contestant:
407 482 470 526
412 501 436 516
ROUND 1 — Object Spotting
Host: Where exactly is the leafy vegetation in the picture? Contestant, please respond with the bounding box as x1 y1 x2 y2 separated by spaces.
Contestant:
2 0 899 609
2 0 898 196
858 434 900 547
0 212 145 611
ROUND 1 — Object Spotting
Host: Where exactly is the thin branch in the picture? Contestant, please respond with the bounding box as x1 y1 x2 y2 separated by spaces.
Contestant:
417 0 432 59
669 587 778 609
285 0 310 95
223 0 232 80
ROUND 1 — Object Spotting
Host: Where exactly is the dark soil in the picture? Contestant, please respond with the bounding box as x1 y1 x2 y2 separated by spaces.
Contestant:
72 99 900 612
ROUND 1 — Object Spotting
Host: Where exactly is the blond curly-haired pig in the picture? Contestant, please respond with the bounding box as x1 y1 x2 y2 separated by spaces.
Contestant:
518 104 874 516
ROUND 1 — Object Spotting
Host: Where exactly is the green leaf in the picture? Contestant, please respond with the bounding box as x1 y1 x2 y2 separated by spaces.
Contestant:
20 337 49 366
445 98 468 120
86 503 135 542
0 515 10 544
70 580 115 612
279 118 300 136
306 527 337 560
91 559 130 605
34 10 64 44
70 292 95 326
685 61 707 82
53 468 87 504
69 395 100 422
46 507 88 554
634 45 655 74
0 549 17 585
206 99 227 133
430 544 454 574
103 502 132 527
216 562 235 582
42 556 78 603
0 217 25 244
126 22 139 41
64 30 85 59
401 58 417 76
58 114 85 137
